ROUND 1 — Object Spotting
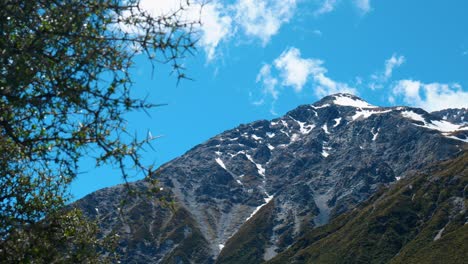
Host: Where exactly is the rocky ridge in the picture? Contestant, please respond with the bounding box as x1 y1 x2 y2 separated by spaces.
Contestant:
75 94 468 263
268 150 468 264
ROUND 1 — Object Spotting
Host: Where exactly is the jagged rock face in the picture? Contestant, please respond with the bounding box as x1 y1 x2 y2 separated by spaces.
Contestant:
75 94 467 263
267 151 468 264
431 108 468 124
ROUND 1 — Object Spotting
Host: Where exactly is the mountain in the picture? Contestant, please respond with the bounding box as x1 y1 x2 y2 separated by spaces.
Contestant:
268 150 468 264
74 94 468 263
431 108 468 125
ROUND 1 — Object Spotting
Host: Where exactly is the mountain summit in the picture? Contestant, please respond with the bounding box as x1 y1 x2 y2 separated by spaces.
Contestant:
314 93 378 108
75 94 467 263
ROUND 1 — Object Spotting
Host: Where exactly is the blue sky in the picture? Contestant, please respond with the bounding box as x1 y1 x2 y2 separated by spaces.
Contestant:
71 0 468 199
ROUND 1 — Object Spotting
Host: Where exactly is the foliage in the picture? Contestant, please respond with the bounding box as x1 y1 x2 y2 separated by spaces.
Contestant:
0 0 198 261
0 208 119 263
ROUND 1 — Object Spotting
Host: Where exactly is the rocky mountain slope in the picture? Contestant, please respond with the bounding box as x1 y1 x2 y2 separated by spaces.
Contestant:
268 150 468 264
74 94 468 263
431 108 468 125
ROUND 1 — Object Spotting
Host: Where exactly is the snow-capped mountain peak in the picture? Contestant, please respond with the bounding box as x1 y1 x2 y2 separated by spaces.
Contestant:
314 93 377 109
75 94 467 263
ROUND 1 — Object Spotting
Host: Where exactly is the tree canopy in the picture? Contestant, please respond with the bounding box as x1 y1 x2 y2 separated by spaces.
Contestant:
0 0 199 261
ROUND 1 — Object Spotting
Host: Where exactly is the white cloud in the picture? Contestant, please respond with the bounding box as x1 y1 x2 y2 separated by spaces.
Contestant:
392 80 468 111
354 0 372 14
313 29 323 36
315 0 338 16
127 0 374 61
384 54 405 80
133 0 233 61
273 47 356 96
254 64 280 114
254 47 356 110
256 64 279 101
315 0 372 16
233 0 297 45
312 71 357 97
370 54 405 89
197 3 233 60
130 0 298 59
273 48 319 92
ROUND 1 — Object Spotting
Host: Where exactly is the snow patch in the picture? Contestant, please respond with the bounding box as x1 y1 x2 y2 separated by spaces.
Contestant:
333 95 377 108
297 120 315 135
425 120 465 132
280 129 290 137
434 227 445 241
252 134 262 141
267 144 275 150
245 194 274 222
352 109 391 120
401 111 468 142
321 140 332 157
246 154 265 177
401 111 426 123
219 244 225 250
322 124 330 134
266 132 275 138
446 135 468 143
321 146 332 157
321 150 329 158
290 133 300 142
371 128 380 141
215 158 227 170
313 103 330 109
333 118 342 127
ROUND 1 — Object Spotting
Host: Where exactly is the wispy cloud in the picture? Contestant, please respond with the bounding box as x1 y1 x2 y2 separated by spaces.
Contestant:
354 0 372 14
254 47 356 113
256 64 279 101
274 47 356 96
233 0 297 45
197 2 233 60
119 0 233 61
315 0 373 16
273 48 319 92
134 0 372 61
370 54 405 89
391 80 468 111
144 0 297 59
312 68 357 98
384 54 405 80
314 0 338 16
313 29 323 36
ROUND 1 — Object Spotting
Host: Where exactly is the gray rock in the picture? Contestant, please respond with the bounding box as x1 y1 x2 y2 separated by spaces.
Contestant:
75 93 467 263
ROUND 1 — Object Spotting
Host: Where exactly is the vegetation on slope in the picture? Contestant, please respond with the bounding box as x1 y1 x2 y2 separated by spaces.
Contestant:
268 150 468 264
217 200 275 264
